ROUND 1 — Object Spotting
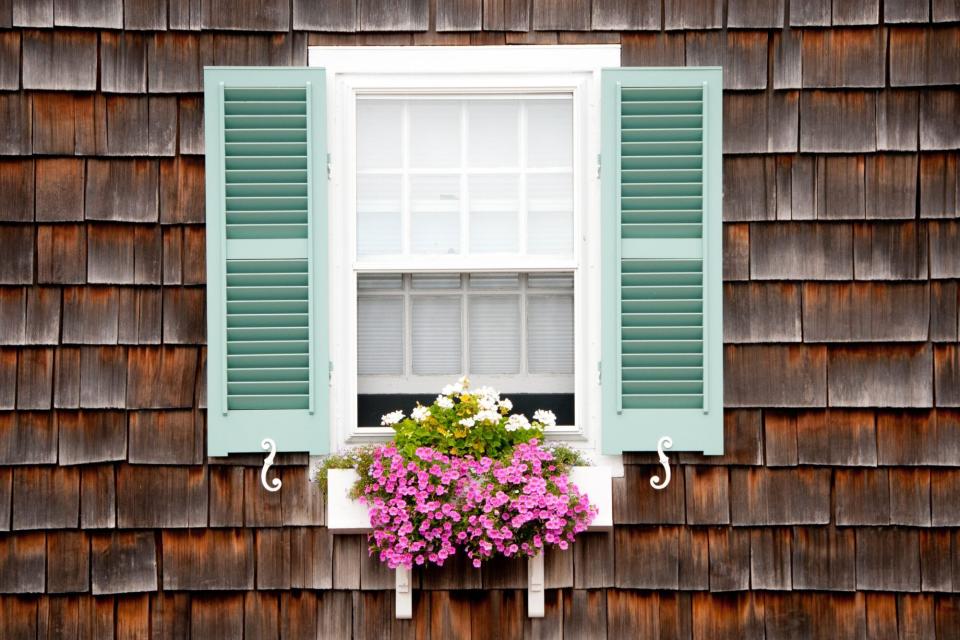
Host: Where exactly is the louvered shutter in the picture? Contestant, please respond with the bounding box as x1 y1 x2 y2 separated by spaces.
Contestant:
204 68 329 455
600 68 723 455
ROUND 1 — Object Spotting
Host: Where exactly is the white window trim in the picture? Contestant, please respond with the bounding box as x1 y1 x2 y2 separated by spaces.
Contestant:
309 45 623 473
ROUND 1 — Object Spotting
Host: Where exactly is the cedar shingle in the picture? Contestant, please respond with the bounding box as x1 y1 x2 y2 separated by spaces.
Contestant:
12 466 79 529
920 153 959 219
116 595 149 639
15 347 52 409
0 532 46 593
936 345 960 407
890 27 960 86
723 224 749 281
0 468 9 530
163 226 182 284
24 287 60 345
91 532 157 595
765 593 867 637
835 469 890 525
679 409 764 466
679 529 709 590
772 29 802 89
47 531 89 593
54 347 80 408
481 0 528 30
828 344 934 407
358 0 428 30
244 467 282 527
725 91 799 153
124 0 167 29
921 90 960 151
0 349 15 409
723 282 801 343
243 592 279 640
531 0 590 30
663 0 722 29
0 225 33 285
208 33 296 67
126 346 197 409
723 156 775 221
691 593 764 639
607 591 659 638
591 0 659 30
814 155 865 219
613 464 685 524
22 30 97 90
133 226 161 285
85 160 159 223
281 467 324 526
358 537 393 589
420 544 482 589
794 409 878 466
686 31 767 90
750 222 853 280
886 0 930 21
99 96 177 156
729 468 831 525
436 0 482 30
853 221 928 280
0 31 17 90
936 597 960 638
54 0 122 27
38 596 83 637
724 345 827 407
563 590 608 640
615 527 680 589
160 157 205 224
31 92 95 156
0 411 56 464
0 288 25 345
783 154 814 219
750 529 791 590
168 0 202 29
209 465 244 527
708 528 750 592
118 288 162 344
37 224 85 284
621 32 685 65
877 90 920 151
833 0 880 24
802 28 885 88
36 159 84 222
573 531 614 588
256 529 291 590
62 287 119 344
80 464 116 529
178 96 204 154
865 154 918 218
117 465 207 528
792 526 857 590
899 594 936 638
764 412 799 466
800 91 877 153
727 0 784 27
128 410 199 464
293 0 356 30
933 0 960 21
0 93 32 155
922 531 957 592
13 0 53 27
857 529 921 591
57 410 127 465
100 31 147 93
162 287 205 344
878 410 960 466
930 221 960 278
932 281 959 342
282 592 323 639
78 345 127 408
290 527 333 589
0 160 34 222
802 283 930 342
890 468 932 526
864 594 896 639
330 534 359 590
148 33 202 93
685 467 729 525
201 0 289 30
191 594 244 639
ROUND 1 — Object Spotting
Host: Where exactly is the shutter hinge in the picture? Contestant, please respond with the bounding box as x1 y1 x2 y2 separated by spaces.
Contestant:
326 153 332 180
597 361 602 385
328 360 333 384
596 154 601 179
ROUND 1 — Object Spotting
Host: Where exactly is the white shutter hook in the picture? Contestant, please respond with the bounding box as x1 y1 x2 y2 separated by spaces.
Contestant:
649 436 673 490
261 438 282 492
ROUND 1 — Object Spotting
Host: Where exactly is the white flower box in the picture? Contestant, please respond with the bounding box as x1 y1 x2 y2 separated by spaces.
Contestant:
326 465 613 533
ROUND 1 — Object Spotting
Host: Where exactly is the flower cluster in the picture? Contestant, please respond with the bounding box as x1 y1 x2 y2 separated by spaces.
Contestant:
360 439 596 569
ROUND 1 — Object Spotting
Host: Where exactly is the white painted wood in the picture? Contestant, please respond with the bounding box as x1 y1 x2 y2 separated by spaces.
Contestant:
395 566 412 619
570 465 613 531
325 468 372 533
528 552 545 617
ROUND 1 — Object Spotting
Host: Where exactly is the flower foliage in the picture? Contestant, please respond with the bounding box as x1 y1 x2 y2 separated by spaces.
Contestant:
315 378 597 569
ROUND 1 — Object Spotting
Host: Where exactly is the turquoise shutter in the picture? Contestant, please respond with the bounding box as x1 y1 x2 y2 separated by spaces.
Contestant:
600 68 723 455
204 68 329 455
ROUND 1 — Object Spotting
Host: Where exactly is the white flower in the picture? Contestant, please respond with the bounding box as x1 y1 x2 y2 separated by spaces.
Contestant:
475 409 501 425
533 410 556 427
498 398 513 412
380 410 404 426
436 395 454 409
478 396 497 411
505 414 530 432
411 405 429 422
459 417 475 428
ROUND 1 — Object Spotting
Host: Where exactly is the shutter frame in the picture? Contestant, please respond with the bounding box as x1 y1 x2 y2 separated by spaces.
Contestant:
600 67 723 455
204 67 329 456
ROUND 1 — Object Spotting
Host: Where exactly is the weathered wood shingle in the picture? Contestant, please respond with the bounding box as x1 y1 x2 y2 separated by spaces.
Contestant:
853 221 928 280
828 344 934 407
22 30 97 90
162 529 253 590
91 532 158 595
725 345 827 407
802 283 930 342
12 466 79 530
802 28 885 88
750 222 853 280
730 468 831 525
117 465 206 528
800 91 877 153
591 0 659 30
920 153 959 219
920 90 960 151
57 410 127 465
723 283 801 343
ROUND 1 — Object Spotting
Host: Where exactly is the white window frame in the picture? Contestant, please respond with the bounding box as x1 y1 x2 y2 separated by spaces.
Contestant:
309 45 621 469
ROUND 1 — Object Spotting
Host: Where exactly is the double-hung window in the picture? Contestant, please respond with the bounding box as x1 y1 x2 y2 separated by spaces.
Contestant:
202 47 723 459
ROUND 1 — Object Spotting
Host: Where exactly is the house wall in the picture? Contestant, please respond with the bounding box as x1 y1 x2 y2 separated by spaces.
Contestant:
0 0 959 637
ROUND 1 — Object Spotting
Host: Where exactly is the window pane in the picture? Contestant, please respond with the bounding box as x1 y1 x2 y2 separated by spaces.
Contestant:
410 101 461 169
527 173 573 256
469 295 520 374
357 296 403 374
527 294 574 374
469 175 519 253
357 100 402 170
527 99 573 168
357 174 401 256
410 175 460 254
468 100 519 168
412 296 462 374
412 273 461 290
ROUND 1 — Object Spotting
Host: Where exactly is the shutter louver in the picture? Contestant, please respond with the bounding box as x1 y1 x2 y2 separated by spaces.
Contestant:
601 68 723 455
205 68 329 456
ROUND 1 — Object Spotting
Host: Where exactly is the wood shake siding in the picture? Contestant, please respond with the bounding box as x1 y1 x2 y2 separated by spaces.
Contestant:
0 0 958 637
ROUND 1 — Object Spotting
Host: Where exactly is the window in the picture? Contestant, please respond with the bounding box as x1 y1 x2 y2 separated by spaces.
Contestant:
201 48 723 459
